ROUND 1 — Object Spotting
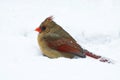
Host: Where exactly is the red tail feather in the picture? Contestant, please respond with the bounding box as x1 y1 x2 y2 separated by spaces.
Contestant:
83 49 114 64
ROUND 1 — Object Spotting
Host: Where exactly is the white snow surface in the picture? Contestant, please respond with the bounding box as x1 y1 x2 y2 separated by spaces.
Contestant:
0 0 120 80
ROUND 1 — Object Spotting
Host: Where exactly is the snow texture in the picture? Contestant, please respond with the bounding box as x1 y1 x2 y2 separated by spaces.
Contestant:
0 0 120 80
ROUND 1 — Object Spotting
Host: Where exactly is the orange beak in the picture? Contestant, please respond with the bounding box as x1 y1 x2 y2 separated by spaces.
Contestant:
35 27 42 33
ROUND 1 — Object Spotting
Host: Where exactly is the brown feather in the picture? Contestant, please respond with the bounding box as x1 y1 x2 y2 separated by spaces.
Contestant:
36 16 86 58
46 38 86 58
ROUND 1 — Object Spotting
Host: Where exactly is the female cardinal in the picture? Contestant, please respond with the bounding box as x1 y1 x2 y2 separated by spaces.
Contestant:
35 16 86 58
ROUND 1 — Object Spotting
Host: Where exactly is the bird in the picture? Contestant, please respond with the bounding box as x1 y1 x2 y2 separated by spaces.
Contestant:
35 16 86 58
35 17 114 64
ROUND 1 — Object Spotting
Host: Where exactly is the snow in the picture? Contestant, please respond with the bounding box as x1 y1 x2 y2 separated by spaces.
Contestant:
0 0 120 80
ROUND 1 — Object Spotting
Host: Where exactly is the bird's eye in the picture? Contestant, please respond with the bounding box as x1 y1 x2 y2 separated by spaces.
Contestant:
41 26 46 31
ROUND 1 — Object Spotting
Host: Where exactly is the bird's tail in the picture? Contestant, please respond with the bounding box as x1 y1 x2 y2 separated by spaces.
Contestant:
83 49 115 64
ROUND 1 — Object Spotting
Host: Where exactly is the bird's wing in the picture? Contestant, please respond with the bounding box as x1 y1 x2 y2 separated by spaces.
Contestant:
44 35 85 57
